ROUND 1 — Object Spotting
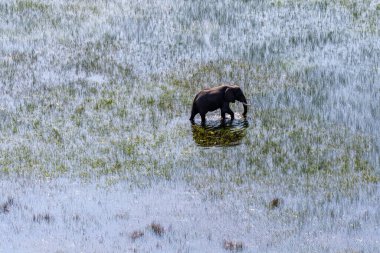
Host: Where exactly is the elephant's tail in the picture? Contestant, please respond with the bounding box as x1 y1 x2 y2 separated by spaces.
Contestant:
189 99 198 121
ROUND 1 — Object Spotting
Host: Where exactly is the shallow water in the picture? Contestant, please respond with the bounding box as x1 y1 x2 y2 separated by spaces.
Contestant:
1 0 380 252
191 115 249 147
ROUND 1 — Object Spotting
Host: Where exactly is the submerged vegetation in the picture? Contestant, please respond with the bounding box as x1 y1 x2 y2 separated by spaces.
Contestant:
191 118 249 147
0 0 379 252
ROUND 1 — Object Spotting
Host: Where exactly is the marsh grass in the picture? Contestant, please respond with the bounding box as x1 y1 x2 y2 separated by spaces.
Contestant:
0 54 377 193
33 213 54 223
1 0 379 251
130 230 144 241
0 197 14 214
223 240 244 251
150 222 165 237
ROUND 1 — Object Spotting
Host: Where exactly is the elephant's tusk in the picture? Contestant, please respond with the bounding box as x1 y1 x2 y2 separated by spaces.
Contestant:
241 102 251 106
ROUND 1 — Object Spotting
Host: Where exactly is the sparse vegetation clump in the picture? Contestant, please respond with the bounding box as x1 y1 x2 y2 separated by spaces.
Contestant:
150 222 165 237
223 240 244 251
130 230 144 241
269 198 282 209
0 197 14 214
33 213 54 223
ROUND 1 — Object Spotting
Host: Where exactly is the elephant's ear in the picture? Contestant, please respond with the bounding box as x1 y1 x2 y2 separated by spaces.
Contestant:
225 88 235 102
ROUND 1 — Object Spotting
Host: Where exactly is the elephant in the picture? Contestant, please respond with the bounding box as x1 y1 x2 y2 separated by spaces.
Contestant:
189 85 248 123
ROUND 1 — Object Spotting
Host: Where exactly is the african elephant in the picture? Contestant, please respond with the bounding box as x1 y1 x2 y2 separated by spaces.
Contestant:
189 85 248 123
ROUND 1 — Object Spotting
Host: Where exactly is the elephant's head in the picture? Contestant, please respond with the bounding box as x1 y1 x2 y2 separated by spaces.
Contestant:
225 86 248 117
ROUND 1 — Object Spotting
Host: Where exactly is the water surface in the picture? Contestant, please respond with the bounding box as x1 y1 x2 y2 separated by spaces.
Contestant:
191 115 249 147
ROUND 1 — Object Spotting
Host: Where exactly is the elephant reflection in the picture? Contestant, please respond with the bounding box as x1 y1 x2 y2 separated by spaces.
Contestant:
191 119 249 147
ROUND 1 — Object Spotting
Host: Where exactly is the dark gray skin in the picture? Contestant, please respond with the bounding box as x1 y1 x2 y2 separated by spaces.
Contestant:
190 85 248 123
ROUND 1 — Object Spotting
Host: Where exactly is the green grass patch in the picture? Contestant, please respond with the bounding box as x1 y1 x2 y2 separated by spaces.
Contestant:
15 0 50 12
94 98 114 110
191 124 247 147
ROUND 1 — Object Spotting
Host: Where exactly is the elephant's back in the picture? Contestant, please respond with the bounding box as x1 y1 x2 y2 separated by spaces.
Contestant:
194 89 224 112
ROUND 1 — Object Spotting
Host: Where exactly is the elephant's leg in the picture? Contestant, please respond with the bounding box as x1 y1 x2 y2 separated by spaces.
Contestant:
224 107 234 120
200 113 206 124
222 104 234 120
221 110 226 120
228 109 234 120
